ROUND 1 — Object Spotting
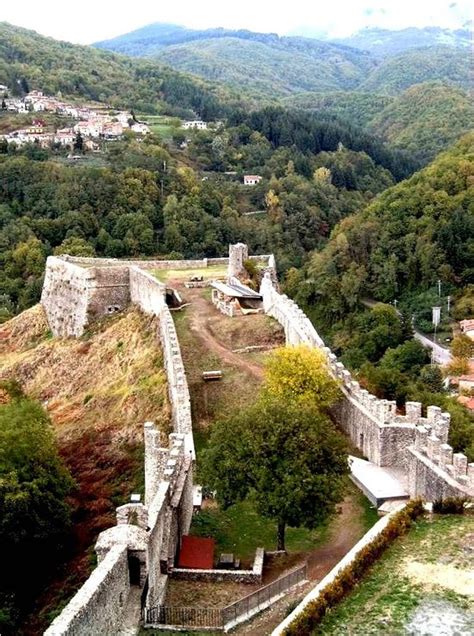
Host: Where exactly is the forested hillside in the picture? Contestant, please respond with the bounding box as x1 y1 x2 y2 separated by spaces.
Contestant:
284 82 474 164
0 22 233 118
369 83 474 163
97 24 376 98
359 46 470 94
301 133 474 322
95 22 471 99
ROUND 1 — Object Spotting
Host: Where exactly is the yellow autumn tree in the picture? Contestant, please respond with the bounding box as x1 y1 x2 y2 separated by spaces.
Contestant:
262 344 340 409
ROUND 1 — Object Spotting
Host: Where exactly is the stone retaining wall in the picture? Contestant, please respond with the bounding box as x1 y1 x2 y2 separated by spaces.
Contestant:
171 548 265 584
272 504 407 636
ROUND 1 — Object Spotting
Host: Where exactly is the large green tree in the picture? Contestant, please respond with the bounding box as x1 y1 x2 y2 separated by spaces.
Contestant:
203 346 348 550
0 384 73 633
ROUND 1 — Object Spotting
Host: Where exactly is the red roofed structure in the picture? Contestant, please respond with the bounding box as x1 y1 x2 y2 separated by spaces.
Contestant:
177 535 215 569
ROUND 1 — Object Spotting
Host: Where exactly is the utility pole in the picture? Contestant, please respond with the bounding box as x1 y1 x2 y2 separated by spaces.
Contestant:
447 295 451 315
161 160 167 198
438 279 442 297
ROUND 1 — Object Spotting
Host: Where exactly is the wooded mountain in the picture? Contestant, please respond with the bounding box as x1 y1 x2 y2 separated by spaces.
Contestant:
284 82 474 164
0 22 235 118
95 22 471 98
332 26 471 56
304 132 474 321
359 45 470 94
96 23 376 97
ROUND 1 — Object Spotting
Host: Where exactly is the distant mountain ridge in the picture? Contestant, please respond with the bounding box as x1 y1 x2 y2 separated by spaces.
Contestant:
94 22 471 97
332 25 472 56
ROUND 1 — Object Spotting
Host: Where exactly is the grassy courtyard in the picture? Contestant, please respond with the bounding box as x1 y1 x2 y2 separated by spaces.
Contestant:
313 513 474 635
152 264 228 283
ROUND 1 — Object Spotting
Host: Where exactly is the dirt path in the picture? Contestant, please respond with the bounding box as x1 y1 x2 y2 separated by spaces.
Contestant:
184 289 264 379
234 495 366 635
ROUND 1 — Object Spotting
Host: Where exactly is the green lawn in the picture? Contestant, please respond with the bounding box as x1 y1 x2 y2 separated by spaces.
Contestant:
191 498 332 563
313 514 474 635
153 264 228 283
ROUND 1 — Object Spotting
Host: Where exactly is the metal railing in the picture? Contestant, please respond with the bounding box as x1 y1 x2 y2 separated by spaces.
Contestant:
143 563 307 629
222 564 307 626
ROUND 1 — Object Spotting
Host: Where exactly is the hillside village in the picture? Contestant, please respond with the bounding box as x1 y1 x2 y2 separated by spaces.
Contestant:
0 86 151 149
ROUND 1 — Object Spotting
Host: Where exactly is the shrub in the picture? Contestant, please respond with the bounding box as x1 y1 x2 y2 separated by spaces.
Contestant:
432 497 466 514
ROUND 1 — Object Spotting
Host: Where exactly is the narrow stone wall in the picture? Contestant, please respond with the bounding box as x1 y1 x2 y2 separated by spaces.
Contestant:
259 274 473 500
44 545 129 636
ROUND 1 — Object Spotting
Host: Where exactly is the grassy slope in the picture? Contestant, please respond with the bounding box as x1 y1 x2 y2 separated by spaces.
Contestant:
315 514 474 634
0 305 169 630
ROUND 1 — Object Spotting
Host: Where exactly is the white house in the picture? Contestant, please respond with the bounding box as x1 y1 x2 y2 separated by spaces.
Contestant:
103 121 123 138
460 319 474 341
54 128 76 146
74 120 102 138
131 122 150 135
244 175 263 186
182 120 208 130
116 112 132 126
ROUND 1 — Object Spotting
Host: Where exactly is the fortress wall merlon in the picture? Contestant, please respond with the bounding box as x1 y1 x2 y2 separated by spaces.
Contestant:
408 445 473 500
259 272 472 499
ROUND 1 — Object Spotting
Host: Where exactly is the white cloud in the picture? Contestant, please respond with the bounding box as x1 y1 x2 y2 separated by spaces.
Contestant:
0 0 471 44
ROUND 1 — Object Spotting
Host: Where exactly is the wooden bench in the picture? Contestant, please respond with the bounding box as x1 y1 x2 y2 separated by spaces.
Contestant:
202 370 223 382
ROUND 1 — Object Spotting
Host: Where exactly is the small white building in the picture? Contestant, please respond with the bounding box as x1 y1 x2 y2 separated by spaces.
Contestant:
244 175 263 186
74 120 102 138
182 120 208 130
459 374 474 392
54 128 76 146
460 319 474 341
116 112 132 126
103 121 123 138
131 122 150 135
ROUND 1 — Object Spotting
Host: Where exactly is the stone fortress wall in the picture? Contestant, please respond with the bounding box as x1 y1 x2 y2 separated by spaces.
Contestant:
44 263 196 635
41 245 472 635
259 274 474 500
42 247 276 635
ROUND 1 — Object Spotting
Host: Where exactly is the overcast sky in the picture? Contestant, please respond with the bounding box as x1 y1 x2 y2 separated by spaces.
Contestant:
0 0 471 44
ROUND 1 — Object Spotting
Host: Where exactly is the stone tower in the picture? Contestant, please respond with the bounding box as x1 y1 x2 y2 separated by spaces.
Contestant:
228 243 249 279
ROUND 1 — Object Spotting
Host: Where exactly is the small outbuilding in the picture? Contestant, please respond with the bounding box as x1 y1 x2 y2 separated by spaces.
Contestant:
243 175 262 186
210 280 262 317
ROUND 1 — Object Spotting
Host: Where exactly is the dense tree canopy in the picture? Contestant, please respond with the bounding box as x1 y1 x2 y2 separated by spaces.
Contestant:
0 383 73 634
203 347 347 550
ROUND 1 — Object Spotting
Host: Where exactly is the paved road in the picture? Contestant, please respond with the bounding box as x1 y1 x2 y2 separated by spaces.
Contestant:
413 331 452 365
361 298 453 365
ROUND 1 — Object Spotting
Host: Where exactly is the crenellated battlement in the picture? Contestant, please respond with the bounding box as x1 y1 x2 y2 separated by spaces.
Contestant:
260 272 473 501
